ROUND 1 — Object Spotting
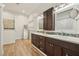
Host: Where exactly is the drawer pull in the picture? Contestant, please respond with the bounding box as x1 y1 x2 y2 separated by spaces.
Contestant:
39 47 43 50
50 44 53 47
51 44 53 47
50 44 52 46
40 42 42 44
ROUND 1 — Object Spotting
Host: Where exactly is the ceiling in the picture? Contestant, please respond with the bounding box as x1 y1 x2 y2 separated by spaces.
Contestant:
4 3 61 16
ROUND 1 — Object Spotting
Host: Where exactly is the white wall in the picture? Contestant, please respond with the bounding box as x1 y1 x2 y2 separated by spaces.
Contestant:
15 15 27 39
0 7 2 56
26 14 38 39
3 12 16 44
0 5 4 56
27 13 43 39
3 12 27 44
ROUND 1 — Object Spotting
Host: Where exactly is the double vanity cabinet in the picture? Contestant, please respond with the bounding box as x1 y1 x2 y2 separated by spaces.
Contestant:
31 33 79 56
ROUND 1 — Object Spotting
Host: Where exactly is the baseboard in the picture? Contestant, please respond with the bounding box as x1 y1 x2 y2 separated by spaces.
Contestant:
3 43 15 46
32 44 47 56
3 40 15 45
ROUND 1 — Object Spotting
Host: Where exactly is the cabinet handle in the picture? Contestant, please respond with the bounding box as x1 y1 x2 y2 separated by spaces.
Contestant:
66 53 68 56
50 44 52 46
40 37 42 39
51 44 53 47
40 47 44 50
40 42 42 44
40 47 43 49
50 44 53 47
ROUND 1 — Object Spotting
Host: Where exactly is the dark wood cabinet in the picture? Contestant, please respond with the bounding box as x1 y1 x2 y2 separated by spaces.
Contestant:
54 45 64 56
45 39 54 56
63 48 79 56
31 34 39 48
43 12 48 30
31 34 45 53
43 7 55 30
39 35 45 53
31 34 79 56
45 37 64 56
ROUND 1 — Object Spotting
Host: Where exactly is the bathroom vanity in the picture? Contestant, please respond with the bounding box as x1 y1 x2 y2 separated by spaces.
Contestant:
31 32 79 56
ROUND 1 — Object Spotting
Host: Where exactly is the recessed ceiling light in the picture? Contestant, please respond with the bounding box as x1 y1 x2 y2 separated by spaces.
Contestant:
16 3 20 5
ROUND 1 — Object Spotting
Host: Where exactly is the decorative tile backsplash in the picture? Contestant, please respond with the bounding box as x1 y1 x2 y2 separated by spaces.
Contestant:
46 32 79 38
36 30 79 38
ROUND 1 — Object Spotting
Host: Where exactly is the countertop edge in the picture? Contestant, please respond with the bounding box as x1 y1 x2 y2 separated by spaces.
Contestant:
31 32 79 45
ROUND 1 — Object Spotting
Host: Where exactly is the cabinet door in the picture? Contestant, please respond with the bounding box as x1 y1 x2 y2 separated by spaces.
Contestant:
54 45 64 56
43 7 55 30
39 41 45 52
35 35 40 49
47 10 53 30
31 34 36 45
45 41 54 56
39 36 45 53
31 34 39 48
45 37 65 56
32 34 45 53
43 12 48 30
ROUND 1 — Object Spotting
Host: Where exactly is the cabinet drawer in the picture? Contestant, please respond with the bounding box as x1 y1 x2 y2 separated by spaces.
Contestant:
46 37 53 43
39 36 43 39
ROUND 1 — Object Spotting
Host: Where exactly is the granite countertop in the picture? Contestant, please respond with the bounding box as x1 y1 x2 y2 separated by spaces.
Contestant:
31 32 79 44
